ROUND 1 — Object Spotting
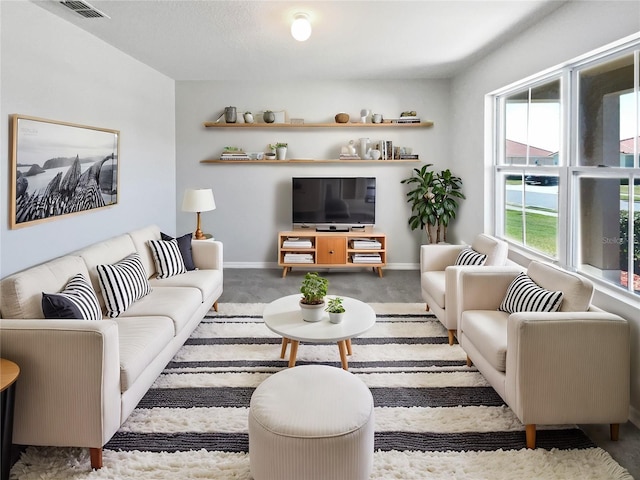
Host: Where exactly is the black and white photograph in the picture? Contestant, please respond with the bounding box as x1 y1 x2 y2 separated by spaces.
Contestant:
10 114 119 229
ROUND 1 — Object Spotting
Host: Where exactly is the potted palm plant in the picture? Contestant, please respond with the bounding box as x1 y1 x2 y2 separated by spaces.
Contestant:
401 164 465 244
325 296 346 323
299 272 328 322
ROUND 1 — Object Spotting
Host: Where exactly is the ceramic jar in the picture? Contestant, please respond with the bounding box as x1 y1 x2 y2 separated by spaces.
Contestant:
263 111 275 123
224 106 237 123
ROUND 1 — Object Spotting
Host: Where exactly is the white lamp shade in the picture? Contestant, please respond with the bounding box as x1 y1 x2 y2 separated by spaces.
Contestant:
182 188 216 213
291 13 311 42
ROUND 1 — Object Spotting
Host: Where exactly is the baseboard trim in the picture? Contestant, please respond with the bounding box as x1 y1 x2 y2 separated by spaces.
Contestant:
223 262 420 270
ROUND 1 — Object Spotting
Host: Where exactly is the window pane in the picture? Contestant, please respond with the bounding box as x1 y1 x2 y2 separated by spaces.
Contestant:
578 54 635 167
577 176 638 292
504 173 524 244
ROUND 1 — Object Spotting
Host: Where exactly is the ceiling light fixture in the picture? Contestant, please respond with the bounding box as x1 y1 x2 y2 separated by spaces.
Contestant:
291 13 312 42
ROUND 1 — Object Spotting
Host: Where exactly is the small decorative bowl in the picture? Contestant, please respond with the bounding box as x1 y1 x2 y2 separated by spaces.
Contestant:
335 113 349 123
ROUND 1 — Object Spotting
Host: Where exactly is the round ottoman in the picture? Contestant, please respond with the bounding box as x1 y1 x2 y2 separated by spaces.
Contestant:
248 364 374 480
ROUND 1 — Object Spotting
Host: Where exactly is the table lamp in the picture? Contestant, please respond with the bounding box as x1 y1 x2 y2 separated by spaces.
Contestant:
182 188 216 240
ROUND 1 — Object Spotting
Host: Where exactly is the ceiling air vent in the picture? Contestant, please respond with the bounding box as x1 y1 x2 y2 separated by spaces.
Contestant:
59 1 110 19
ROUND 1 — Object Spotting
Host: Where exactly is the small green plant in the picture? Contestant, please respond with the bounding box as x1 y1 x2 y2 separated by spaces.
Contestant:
275 142 288 148
325 297 345 313
300 272 328 305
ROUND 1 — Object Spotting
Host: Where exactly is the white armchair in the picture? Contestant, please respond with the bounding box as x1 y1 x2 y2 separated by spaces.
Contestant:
457 260 630 448
420 233 509 345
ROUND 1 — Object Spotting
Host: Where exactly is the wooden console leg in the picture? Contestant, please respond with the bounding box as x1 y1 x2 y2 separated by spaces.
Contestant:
525 424 536 449
280 338 290 359
466 356 473 367
611 423 620 441
90 447 103 469
377 267 383 278
288 340 299 367
447 330 455 346
282 267 289 278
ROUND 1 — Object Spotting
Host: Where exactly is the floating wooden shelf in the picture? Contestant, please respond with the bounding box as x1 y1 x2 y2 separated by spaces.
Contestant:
200 158 421 164
203 121 434 129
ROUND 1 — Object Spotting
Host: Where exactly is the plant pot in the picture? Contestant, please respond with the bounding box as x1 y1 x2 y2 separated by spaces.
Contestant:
329 312 345 324
276 146 287 160
300 300 325 322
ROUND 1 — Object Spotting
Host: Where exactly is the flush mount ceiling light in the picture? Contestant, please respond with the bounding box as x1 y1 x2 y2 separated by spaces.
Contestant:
291 13 312 42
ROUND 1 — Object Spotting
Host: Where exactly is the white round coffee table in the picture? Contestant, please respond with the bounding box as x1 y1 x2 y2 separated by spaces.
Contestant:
263 294 376 370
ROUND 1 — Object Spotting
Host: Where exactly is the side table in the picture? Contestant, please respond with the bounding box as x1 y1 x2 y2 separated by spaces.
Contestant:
1 359 20 480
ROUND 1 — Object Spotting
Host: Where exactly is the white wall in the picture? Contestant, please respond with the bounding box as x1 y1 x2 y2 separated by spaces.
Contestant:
175 79 451 267
450 1 640 423
0 1 176 277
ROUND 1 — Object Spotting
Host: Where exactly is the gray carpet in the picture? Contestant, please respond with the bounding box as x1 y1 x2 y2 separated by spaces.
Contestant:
219 267 640 479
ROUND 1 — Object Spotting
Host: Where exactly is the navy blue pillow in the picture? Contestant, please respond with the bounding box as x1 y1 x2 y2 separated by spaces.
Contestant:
161 232 196 271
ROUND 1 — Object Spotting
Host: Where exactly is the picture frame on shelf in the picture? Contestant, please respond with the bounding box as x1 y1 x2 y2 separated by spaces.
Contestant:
9 114 119 229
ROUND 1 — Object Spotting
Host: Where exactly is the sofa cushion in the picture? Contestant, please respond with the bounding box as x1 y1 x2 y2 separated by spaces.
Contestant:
128 225 162 278
147 239 186 279
422 271 446 308
0 255 91 320
42 274 102 320
118 286 202 335
527 260 593 312
97 253 152 318
114 316 175 391
461 310 509 372
498 272 563 314
454 248 487 266
161 232 196 271
471 234 508 266
149 269 222 303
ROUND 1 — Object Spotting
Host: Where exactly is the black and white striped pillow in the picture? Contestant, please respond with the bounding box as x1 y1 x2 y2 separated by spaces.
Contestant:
148 239 187 279
97 253 152 318
42 273 102 320
454 248 487 266
498 272 563 313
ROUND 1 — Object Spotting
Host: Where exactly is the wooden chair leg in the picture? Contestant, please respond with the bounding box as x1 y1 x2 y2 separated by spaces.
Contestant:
466 356 473 367
425 304 430 311
447 329 455 346
610 423 620 441
90 447 103 469
525 424 536 449
213 301 218 312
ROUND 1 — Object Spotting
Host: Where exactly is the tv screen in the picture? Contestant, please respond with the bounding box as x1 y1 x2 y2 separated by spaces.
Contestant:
292 177 376 226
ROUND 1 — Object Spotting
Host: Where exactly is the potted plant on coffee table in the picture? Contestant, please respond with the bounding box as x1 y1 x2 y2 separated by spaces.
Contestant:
299 272 328 322
325 296 346 324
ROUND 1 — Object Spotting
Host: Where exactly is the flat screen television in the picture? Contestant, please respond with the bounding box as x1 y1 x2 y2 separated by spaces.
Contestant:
292 177 376 229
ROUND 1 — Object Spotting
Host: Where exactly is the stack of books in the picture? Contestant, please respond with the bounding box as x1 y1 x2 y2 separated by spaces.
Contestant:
220 149 250 161
283 253 314 263
282 238 313 248
351 239 382 249
389 116 421 124
339 153 361 160
351 253 382 264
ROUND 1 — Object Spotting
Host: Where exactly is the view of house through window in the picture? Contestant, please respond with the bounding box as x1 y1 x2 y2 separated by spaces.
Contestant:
493 41 640 296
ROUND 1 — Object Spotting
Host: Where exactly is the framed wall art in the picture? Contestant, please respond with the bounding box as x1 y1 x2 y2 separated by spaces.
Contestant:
10 114 119 229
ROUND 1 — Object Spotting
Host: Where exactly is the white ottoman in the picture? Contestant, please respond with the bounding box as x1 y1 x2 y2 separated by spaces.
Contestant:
248 364 375 480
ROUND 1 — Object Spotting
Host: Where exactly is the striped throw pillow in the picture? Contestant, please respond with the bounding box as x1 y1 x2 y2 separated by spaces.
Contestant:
148 239 187 279
454 248 487 266
97 253 152 318
498 272 563 313
42 273 102 320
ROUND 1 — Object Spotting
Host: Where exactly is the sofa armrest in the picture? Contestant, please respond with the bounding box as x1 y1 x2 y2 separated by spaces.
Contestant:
505 311 630 425
192 239 223 270
0 319 122 448
458 267 522 312
420 244 466 273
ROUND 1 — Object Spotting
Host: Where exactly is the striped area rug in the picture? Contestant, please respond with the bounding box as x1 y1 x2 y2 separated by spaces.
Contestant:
10 303 632 479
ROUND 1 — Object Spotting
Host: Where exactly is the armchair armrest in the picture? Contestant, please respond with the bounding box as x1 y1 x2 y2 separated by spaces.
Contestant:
0 319 122 448
192 239 223 270
420 244 466 272
505 311 630 425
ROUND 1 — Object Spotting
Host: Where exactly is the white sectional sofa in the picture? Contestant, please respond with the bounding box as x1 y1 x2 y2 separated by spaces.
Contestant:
0 225 223 469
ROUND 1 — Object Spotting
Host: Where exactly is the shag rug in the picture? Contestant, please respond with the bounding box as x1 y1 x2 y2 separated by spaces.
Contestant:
10 303 633 479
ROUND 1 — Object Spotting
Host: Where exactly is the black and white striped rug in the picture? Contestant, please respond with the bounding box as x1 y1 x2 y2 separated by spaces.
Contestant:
11 303 632 479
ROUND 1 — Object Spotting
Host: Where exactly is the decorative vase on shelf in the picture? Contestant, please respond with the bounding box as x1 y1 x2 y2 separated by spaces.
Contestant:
244 112 254 123
224 106 237 123
276 146 287 160
263 111 275 123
